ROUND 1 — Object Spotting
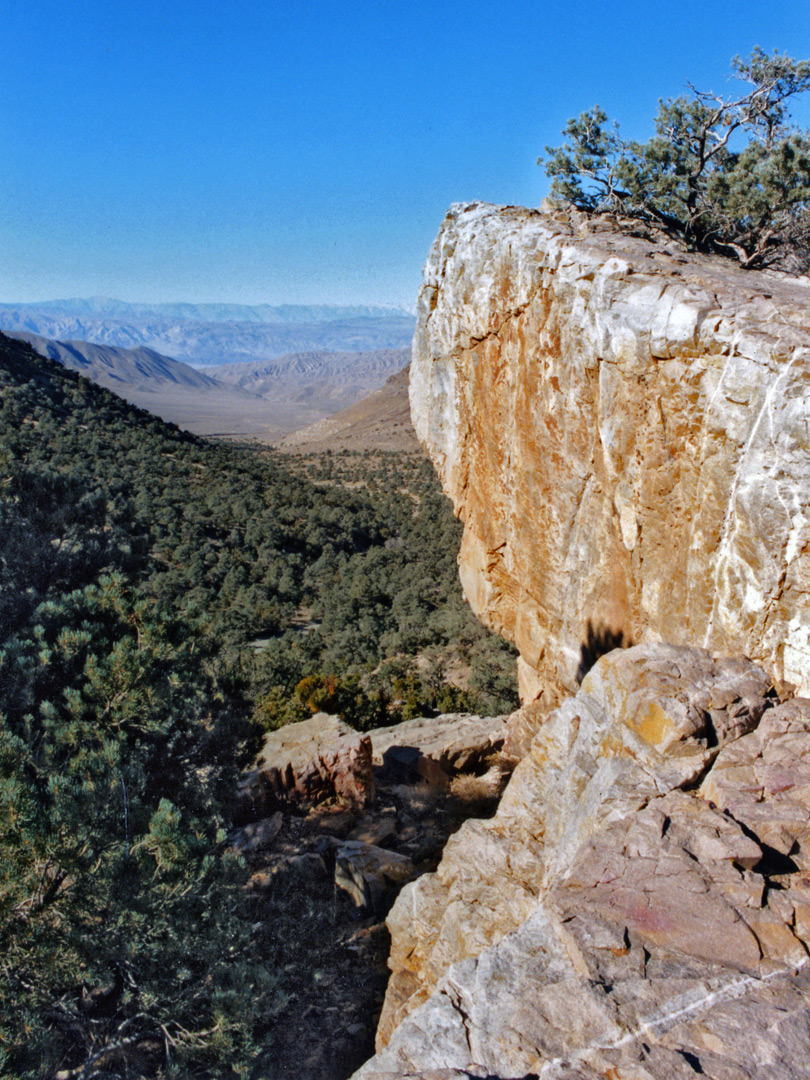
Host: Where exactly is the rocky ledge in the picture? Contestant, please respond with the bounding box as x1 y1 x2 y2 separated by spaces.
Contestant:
356 643 810 1079
410 202 810 706
229 710 514 1080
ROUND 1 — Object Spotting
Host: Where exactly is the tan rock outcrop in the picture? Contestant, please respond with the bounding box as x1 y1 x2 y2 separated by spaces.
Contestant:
356 645 810 1080
239 712 512 821
410 202 810 705
369 712 510 774
240 713 375 814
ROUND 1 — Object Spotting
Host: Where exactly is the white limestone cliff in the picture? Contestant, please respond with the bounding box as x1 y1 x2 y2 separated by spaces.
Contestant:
410 202 810 706
350 204 810 1080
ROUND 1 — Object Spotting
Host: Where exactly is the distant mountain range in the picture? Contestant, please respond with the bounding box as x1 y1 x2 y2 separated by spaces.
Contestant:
9 330 411 443
0 298 416 367
0 297 415 323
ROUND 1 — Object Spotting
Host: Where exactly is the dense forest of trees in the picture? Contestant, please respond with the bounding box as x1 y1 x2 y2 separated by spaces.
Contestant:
0 333 517 1077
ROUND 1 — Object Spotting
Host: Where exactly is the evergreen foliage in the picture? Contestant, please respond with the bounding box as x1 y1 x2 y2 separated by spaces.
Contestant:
542 48 810 270
0 576 276 1077
0 332 517 1076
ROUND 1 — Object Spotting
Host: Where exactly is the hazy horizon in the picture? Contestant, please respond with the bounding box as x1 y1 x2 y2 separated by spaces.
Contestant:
5 1 810 307
0 296 418 315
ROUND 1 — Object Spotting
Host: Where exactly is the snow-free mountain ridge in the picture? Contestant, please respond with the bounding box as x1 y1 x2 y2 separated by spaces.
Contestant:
0 298 415 323
13 331 411 442
0 299 416 369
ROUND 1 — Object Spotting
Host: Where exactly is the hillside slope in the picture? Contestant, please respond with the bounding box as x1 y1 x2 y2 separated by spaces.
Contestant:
8 330 298 440
7 330 225 389
12 332 413 440
279 365 418 452
210 347 410 404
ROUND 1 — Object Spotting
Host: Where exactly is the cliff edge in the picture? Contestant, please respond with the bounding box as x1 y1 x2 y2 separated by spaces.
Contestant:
410 202 810 706
350 204 810 1079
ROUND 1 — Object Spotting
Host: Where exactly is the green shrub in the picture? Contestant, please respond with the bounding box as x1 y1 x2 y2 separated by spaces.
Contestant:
542 48 810 270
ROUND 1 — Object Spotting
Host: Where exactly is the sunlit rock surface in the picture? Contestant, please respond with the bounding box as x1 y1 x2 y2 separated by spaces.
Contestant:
355 645 810 1079
369 712 510 774
355 206 810 1080
410 202 810 706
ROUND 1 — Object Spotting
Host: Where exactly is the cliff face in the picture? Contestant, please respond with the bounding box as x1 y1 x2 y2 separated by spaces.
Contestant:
410 202 810 705
349 204 810 1080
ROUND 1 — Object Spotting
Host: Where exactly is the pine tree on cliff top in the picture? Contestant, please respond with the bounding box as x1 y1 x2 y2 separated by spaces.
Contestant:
541 48 810 272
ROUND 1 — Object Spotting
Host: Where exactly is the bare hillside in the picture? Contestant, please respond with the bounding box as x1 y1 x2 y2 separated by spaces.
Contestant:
279 365 418 452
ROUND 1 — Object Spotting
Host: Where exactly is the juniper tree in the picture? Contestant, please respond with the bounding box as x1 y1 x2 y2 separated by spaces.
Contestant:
541 48 810 271
0 574 280 1078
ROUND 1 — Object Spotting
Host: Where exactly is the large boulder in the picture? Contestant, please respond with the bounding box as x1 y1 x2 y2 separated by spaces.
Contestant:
370 712 510 778
239 713 375 817
354 644 810 1079
411 202 810 705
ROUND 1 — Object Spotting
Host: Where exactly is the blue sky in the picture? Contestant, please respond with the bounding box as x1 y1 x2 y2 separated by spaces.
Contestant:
2 0 809 306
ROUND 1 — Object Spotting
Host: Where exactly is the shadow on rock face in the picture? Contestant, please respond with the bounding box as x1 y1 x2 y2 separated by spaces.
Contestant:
576 619 633 684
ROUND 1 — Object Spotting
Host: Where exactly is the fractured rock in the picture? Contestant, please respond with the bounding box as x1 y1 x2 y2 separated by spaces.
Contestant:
335 841 415 914
348 814 399 847
258 713 357 774
371 712 510 779
228 812 283 854
411 201 810 703
503 699 547 759
242 713 375 814
356 645 810 1079
700 698 810 872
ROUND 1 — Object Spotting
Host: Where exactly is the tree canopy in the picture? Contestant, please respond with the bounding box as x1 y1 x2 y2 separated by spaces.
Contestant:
541 48 810 271
0 333 518 1077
